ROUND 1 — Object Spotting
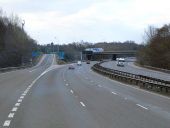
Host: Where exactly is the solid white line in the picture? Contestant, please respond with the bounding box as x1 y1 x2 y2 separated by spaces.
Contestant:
111 91 117 95
136 104 148 110
15 103 20 107
70 90 74 94
29 69 37 73
8 113 15 118
3 120 11 126
12 107 18 112
80 102 86 107
51 54 55 66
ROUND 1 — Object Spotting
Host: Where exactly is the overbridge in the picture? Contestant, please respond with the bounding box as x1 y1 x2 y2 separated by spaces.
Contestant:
82 50 136 60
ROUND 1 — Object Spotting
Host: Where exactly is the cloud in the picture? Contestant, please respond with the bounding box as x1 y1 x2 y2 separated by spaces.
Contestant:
1 0 170 44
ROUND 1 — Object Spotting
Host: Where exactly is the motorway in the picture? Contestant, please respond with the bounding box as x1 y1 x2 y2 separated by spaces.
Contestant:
101 61 170 81
0 54 170 128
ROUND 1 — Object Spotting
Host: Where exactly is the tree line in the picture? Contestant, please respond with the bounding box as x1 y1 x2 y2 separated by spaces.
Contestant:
41 41 142 61
137 25 170 70
0 9 38 68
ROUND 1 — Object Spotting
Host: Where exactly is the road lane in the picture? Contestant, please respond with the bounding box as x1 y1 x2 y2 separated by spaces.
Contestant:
0 54 54 126
101 61 170 81
64 63 170 128
1 59 170 128
81 62 170 110
10 67 100 128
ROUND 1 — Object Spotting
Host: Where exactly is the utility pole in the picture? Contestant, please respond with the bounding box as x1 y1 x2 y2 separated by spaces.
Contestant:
22 20 25 30
21 20 25 65
51 42 54 53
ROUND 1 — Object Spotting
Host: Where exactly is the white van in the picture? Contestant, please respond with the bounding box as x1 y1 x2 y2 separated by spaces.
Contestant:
77 61 82 66
117 58 125 67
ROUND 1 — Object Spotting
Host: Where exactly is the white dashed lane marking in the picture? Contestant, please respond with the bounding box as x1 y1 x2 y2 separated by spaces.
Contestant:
136 104 148 110
111 92 117 95
70 90 74 94
80 102 86 107
124 97 128 100
98 85 102 87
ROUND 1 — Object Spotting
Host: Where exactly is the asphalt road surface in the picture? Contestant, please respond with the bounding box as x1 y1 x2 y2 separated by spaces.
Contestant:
101 61 170 81
0 55 170 128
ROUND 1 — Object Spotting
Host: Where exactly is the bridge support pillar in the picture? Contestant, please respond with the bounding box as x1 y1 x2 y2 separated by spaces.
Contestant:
112 54 117 60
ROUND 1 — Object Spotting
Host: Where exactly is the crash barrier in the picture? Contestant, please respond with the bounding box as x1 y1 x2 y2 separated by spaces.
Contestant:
92 63 170 95
0 65 32 73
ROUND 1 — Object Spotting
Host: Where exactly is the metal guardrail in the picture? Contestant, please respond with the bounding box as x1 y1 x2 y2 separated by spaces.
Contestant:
92 62 170 95
0 65 32 73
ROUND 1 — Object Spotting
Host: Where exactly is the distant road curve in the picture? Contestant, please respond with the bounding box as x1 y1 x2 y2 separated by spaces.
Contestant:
101 61 170 81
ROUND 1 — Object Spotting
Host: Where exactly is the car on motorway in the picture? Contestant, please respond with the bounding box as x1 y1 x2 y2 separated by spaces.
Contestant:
77 61 82 66
68 64 75 69
86 60 90 64
117 58 125 67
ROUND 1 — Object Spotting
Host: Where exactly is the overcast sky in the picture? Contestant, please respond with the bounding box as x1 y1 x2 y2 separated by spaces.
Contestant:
0 0 170 44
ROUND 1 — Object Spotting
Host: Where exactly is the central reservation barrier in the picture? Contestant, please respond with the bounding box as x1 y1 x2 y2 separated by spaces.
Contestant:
92 62 170 96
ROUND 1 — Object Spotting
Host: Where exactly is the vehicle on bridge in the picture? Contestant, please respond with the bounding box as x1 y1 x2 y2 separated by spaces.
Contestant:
117 58 125 67
86 60 90 64
77 61 82 66
68 64 75 69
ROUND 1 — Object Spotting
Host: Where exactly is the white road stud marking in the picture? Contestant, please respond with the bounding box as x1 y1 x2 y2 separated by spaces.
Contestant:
80 102 86 107
3 120 11 126
8 113 15 118
70 90 73 93
111 92 117 95
12 107 18 112
15 103 20 107
66 83 69 86
136 104 148 110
